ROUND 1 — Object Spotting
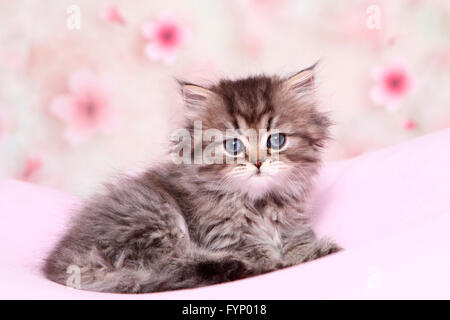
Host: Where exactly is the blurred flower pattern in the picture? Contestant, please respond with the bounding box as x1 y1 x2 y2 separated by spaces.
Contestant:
101 4 126 25
50 69 117 145
141 12 189 64
402 118 417 131
370 62 414 111
0 0 449 196
20 153 43 182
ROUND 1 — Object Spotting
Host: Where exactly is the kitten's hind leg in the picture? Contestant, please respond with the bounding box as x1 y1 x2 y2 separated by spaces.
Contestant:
56 247 256 293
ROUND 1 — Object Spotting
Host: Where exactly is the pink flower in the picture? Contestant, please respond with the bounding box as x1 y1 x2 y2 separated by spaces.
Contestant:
402 118 417 131
141 13 189 64
50 69 118 144
370 63 415 111
101 4 126 25
20 154 43 181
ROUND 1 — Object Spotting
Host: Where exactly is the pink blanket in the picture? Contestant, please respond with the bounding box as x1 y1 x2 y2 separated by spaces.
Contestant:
1 128 450 299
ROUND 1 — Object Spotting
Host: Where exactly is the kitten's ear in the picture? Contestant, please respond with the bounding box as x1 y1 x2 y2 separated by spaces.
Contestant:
284 61 318 93
178 81 213 110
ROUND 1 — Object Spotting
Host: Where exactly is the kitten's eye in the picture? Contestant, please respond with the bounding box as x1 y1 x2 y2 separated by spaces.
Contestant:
224 138 245 155
267 133 286 150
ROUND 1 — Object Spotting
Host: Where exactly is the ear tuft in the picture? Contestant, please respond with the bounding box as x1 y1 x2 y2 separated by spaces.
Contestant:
284 61 319 93
178 81 212 110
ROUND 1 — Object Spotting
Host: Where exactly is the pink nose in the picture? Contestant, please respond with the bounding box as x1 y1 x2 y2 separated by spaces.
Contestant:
255 160 262 169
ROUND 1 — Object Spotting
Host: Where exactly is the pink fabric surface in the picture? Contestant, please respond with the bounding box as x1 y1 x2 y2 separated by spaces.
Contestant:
1 128 450 299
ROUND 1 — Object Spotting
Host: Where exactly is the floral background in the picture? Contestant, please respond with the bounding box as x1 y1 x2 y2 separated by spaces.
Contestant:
1 0 450 197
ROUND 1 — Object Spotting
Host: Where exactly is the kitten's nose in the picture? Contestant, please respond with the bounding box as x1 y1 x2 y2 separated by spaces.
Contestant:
255 160 262 169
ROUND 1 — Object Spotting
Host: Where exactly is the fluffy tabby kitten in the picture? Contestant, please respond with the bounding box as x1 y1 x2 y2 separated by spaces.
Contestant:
44 63 340 293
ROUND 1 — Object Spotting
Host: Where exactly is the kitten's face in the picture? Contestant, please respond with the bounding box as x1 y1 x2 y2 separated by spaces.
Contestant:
179 64 330 200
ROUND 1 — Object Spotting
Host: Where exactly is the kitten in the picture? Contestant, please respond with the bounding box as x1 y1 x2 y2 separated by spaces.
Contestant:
43 63 340 293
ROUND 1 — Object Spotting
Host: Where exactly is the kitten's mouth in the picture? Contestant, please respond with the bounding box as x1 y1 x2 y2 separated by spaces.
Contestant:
254 169 266 177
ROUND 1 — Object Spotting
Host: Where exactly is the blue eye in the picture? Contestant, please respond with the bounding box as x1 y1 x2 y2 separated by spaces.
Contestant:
267 133 286 149
224 138 245 155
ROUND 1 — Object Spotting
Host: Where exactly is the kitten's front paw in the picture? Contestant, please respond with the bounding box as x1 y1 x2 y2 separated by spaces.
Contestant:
324 241 341 255
303 238 342 262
